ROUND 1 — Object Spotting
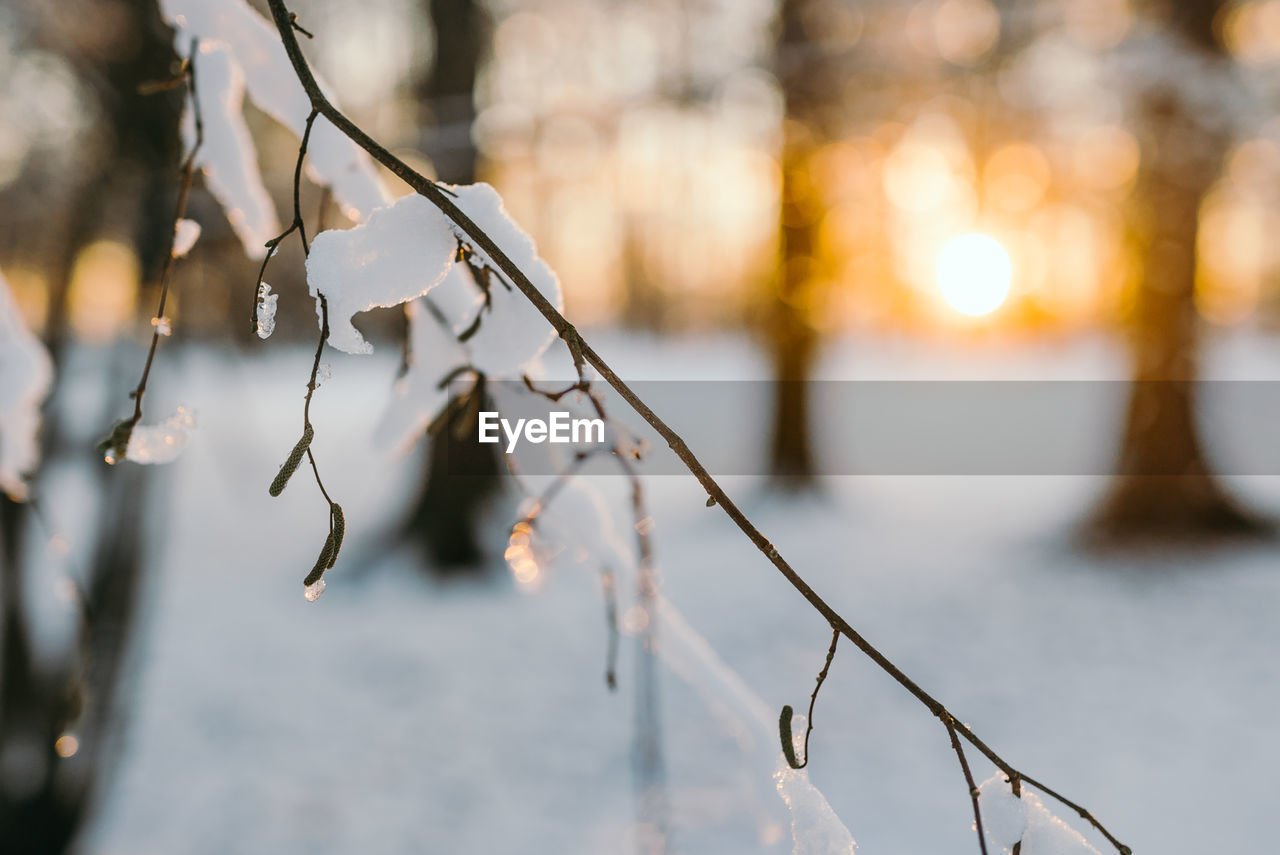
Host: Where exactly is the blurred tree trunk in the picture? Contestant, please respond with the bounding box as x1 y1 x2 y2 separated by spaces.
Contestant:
621 225 667 332
1089 1 1265 542
0 0 181 849
416 0 485 185
0 0 180 850
399 0 501 571
766 0 829 486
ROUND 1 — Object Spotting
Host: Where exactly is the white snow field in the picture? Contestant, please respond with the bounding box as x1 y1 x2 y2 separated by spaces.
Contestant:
77 330 1280 855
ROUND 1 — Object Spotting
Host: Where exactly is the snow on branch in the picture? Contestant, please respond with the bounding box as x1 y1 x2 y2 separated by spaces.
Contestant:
371 187 564 449
655 601 858 855
306 194 456 354
445 184 563 375
0 267 53 500
158 0 391 257
978 775 1103 855
373 294 470 454
181 42 277 255
169 3 1138 853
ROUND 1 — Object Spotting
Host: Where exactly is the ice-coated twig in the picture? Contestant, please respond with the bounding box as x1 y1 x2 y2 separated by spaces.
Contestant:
251 108 318 332
262 2 1130 851
101 39 203 466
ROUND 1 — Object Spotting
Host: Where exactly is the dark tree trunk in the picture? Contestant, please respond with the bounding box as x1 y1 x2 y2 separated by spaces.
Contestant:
0 0 180 849
399 0 501 572
1088 3 1265 543
620 226 667 332
416 0 485 183
401 376 502 569
766 0 829 487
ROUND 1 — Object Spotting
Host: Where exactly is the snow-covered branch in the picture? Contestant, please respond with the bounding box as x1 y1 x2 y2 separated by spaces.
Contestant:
110 0 1136 852
256 4 1132 852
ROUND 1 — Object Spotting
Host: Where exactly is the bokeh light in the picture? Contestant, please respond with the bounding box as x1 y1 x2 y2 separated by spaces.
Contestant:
936 233 1013 316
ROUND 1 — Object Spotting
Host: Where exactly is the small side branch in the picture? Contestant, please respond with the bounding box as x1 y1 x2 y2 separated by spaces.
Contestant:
779 627 838 769
601 567 620 690
258 108 344 597
943 713 989 855
102 39 202 461
252 107 318 332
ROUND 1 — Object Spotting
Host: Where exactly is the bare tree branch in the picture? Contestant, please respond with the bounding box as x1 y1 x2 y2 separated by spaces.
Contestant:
260 2 1130 851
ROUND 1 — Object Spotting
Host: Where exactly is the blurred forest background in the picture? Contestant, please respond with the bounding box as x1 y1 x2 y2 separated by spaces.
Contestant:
4 0 1280 852
9 0 1280 509
10 0 1280 333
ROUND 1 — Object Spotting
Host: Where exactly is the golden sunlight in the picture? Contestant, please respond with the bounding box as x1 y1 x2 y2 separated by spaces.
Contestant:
67 240 139 343
936 233 1012 316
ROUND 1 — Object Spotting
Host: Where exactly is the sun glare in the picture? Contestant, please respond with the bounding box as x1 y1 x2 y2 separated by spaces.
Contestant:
936 233 1012 316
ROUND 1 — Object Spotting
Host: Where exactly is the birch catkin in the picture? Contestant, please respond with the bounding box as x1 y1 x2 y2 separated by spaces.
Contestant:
269 423 314 496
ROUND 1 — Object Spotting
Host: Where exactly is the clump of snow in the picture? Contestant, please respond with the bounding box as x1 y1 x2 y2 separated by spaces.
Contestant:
445 183 562 375
160 0 392 253
373 183 567 454
151 316 172 337
306 194 456 355
124 407 197 465
775 761 858 855
419 262 486 338
977 774 1028 850
172 218 201 258
978 775 1101 855
0 268 53 500
255 282 278 340
653 600 858 855
185 43 278 256
374 297 469 453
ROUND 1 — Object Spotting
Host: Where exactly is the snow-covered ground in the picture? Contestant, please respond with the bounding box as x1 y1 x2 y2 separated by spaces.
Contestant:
66 329 1280 854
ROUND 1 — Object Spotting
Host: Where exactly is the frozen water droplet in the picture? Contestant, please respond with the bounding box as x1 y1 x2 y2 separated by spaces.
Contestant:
304 578 326 602
151 316 172 336
315 363 332 387
256 283 278 340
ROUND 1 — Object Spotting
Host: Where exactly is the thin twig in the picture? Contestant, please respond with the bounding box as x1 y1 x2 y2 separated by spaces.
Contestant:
302 293 335 509
601 567 619 690
781 627 838 769
944 713 990 855
126 38 203 429
258 104 341 586
252 107 318 331
262 4 1129 851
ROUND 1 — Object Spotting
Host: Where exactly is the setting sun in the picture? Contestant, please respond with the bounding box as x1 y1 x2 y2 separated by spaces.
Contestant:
936 233 1013 316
